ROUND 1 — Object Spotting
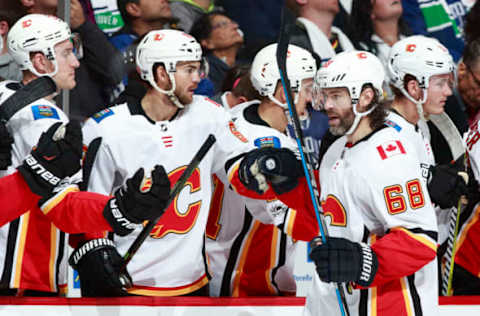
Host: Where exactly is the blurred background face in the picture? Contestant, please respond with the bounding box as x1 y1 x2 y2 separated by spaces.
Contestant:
138 0 172 21
371 0 402 20
204 14 243 50
311 0 339 14
458 61 480 110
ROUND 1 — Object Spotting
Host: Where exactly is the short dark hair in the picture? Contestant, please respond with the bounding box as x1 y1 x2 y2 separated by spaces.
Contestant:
190 11 227 48
463 38 480 70
221 65 261 101
0 1 24 27
117 0 139 25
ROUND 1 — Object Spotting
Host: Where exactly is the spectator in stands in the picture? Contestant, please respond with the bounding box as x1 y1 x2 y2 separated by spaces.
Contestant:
457 39 480 126
0 7 23 81
190 11 244 94
401 0 467 62
21 0 125 120
83 0 125 35
169 0 220 33
287 0 355 65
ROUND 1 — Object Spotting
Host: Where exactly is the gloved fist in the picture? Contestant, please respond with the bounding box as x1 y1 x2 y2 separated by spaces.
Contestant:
238 147 303 195
309 237 378 287
0 121 13 170
104 165 171 236
18 121 83 196
428 160 468 209
69 238 132 297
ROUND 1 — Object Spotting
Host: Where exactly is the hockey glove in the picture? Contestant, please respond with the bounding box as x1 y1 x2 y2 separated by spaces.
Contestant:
103 165 171 236
0 121 13 170
238 147 303 195
309 237 378 287
428 160 468 209
18 121 83 197
69 238 132 297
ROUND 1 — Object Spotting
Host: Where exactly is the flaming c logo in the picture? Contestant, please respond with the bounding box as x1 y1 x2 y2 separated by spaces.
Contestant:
154 33 165 41
321 195 347 227
149 167 202 238
357 52 367 59
406 44 416 52
22 19 32 28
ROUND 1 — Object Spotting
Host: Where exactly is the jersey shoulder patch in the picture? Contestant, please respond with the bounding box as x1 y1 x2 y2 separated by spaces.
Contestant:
376 140 406 160
385 119 402 132
91 108 115 123
254 136 281 148
31 105 60 120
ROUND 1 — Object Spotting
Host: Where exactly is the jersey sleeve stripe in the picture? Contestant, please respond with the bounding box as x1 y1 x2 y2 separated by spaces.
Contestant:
390 227 437 252
285 209 297 237
40 185 80 215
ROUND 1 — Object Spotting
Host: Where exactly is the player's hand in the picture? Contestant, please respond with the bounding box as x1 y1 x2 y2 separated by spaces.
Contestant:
428 159 468 209
18 121 83 197
0 121 13 170
238 147 303 195
104 165 171 236
69 238 132 297
309 237 378 287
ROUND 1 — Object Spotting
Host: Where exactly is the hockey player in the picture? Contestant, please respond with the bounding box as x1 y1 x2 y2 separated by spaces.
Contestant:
239 51 439 316
0 121 170 239
75 29 267 297
206 43 319 297
0 13 80 296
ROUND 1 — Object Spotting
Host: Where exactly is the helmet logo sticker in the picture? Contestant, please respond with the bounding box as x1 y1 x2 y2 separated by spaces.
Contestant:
357 52 367 59
406 44 416 52
154 33 165 41
22 19 32 28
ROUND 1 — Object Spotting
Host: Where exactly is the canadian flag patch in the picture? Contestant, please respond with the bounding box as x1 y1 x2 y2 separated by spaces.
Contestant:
376 140 406 160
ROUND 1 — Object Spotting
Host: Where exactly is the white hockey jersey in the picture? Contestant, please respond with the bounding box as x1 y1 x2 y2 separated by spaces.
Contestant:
300 126 438 316
82 95 254 296
206 101 318 297
0 80 69 293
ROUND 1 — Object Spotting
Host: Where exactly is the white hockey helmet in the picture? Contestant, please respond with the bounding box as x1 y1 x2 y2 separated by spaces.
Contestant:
8 14 72 78
250 43 317 109
313 51 385 134
136 29 204 108
387 35 455 118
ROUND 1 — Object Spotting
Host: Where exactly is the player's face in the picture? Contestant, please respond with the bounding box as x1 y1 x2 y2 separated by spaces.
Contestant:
423 73 453 116
458 62 480 110
372 0 402 20
295 78 313 119
139 0 172 21
321 87 355 136
51 39 80 90
174 61 202 105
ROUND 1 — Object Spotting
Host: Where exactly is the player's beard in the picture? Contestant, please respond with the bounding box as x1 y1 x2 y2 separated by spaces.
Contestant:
329 108 355 136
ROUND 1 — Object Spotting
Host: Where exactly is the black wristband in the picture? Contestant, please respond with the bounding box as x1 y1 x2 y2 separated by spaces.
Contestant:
103 197 139 236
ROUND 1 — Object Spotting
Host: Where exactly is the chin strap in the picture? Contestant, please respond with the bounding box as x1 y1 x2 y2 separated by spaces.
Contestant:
149 73 185 109
345 101 376 135
399 86 428 121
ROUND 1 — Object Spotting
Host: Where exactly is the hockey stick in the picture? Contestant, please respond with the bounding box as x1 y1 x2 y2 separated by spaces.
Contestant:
121 134 216 269
275 5 349 316
432 113 468 296
79 137 102 191
0 76 57 121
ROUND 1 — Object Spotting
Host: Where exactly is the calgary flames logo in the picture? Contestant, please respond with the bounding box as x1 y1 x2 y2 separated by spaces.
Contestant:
321 194 347 227
148 166 202 238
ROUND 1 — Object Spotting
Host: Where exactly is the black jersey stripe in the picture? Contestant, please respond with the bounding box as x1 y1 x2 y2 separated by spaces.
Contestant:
407 274 423 316
0 219 20 288
219 207 253 296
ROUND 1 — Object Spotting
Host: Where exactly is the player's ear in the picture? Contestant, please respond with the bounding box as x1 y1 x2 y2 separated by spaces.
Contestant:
31 52 51 75
154 64 170 87
358 87 374 112
406 79 421 100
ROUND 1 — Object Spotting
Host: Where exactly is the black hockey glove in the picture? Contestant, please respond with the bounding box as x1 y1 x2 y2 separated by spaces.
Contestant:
18 121 83 197
0 121 13 170
238 147 303 195
428 160 468 209
103 165 171 236
309 237 378 287
69 238 132 297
